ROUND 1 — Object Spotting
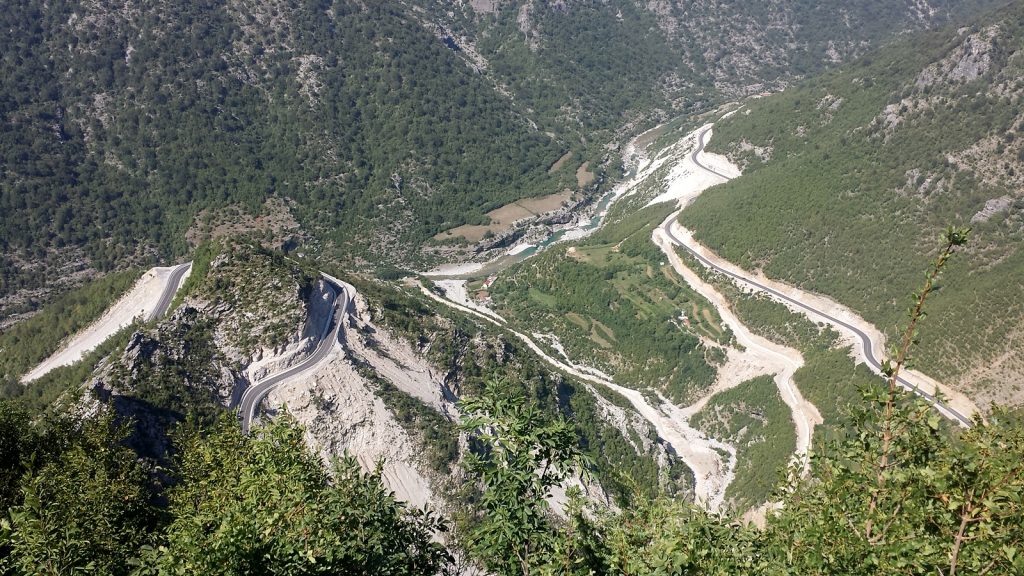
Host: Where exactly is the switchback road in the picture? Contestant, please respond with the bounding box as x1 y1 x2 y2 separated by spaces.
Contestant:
238 279 349 433
147 262 192 321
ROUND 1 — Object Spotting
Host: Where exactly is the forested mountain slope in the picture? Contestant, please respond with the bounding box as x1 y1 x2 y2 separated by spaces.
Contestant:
682 3 1024 407
0 0 996 322
3 236 689 507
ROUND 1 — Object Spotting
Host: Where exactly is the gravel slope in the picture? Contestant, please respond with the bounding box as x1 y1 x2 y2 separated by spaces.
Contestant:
21 263 191 383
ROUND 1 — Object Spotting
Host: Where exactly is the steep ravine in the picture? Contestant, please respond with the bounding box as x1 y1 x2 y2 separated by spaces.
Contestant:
417 280 738 511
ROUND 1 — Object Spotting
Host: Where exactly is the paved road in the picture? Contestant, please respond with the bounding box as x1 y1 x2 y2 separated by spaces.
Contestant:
669 127 973 428
238 279 348 433
690 127 735 180
147 262 192 322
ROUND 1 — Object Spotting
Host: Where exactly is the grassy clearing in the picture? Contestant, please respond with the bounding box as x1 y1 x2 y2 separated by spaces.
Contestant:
518 190 575 214
549 151 574 174
566 312 589 329
593 320 616 342
576 162 596 187
528 288 559 308
435 189 576 242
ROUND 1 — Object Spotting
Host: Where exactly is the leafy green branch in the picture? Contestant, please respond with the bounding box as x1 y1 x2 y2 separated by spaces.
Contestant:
458 380 591 576
868 226 970 543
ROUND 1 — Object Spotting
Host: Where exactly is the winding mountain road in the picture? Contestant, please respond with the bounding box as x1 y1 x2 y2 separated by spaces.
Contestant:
667 126 974 427
238 278 349 433
147 262 192 322
21 262 194 383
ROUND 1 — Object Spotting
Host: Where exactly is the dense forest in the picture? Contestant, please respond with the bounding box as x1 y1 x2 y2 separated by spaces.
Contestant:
0 0 998 320
0 2 565 271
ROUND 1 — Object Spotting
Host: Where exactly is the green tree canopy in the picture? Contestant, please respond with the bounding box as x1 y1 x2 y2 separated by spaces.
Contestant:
140 414 451 575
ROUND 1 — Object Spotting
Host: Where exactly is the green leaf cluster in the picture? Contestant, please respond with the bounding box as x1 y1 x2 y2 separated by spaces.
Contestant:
459 384 1024 576
140 415 450 575
458 380 590 576
0 407 451 575
1 409 159 575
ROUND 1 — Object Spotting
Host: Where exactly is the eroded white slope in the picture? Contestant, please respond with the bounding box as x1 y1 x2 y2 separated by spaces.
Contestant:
22 264 191 383
250 276 456 509
654 224 821 471
267 345 436 509
644 124 740 207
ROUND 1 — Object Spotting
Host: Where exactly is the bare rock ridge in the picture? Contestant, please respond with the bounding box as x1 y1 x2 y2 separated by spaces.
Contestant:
916 25 999 88
85 242 322 459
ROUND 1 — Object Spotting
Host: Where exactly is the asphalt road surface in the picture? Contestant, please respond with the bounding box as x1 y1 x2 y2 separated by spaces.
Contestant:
238 279 348 433
669 126 972 427
147 263 192 322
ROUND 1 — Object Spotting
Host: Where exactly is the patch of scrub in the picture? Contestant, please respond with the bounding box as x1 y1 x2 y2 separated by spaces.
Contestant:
549 150 574 173
691 375 797 511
